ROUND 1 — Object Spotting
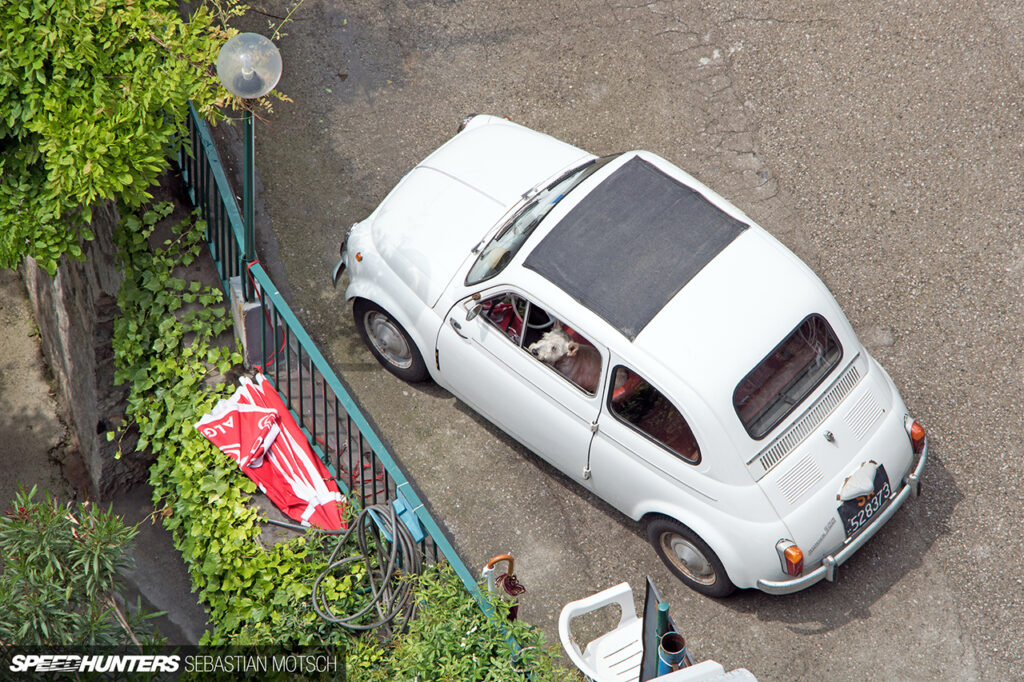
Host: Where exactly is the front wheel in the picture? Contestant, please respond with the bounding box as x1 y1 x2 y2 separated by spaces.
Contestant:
353 299 429 383
644 517 736 598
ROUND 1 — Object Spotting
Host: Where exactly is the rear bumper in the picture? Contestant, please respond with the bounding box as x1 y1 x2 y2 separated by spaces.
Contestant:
756 438 927 595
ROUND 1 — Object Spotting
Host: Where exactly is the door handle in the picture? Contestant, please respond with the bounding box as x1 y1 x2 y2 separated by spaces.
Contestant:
449 318 468 338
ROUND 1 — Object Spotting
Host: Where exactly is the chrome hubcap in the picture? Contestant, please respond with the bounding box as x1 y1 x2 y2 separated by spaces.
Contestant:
661 533 715 585
365 312 412 369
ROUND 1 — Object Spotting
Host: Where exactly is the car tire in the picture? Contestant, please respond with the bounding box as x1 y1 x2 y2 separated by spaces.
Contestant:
353 299 430 383
644 516 736 598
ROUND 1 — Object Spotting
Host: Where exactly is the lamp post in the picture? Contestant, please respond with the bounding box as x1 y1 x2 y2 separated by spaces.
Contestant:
216 33 282 301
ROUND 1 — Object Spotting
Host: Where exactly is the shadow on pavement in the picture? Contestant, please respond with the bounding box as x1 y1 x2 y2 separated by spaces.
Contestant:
723 453 961 634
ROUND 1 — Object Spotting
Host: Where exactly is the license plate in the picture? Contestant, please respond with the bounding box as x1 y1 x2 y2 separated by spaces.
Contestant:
838 465 892 538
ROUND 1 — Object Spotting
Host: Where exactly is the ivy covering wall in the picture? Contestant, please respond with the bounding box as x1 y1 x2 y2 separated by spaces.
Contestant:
0 0 234 274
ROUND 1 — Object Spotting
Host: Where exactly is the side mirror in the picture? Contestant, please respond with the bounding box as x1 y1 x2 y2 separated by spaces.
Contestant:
465 303 483 321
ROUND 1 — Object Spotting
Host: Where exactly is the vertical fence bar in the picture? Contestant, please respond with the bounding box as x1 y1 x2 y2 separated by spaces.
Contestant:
358 431 366 507
346 414 354 497
205 192 213 245
198 155 205 221
309 363 316 441
190 118 199 204
180 120 188 189
319 376 327 464
191 122 198 197
220 202 227 278
225 206 233 280
273 307 281 387
231 225 239 280
371 453 380 506
333 396 342 477
214 201 222 275
200 158 208 230
259 291 266 372
197 159 205 219
285 326 292 411
212 199 220 276
297 345 304 427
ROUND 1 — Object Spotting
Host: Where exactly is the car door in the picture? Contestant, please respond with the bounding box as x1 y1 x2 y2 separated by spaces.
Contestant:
587 361 707 516
435 290 604 485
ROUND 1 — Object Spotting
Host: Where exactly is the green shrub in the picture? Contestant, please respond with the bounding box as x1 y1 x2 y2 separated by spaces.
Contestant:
350 563 573 682
0 487 164 646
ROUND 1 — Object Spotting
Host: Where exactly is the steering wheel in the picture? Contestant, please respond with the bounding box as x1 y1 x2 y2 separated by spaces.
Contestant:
525 308 555 330
511 301 555 330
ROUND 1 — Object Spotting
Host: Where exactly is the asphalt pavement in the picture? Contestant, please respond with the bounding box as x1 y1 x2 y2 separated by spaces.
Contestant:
0 269 70 512
0 270 209 644
233 1 1023 679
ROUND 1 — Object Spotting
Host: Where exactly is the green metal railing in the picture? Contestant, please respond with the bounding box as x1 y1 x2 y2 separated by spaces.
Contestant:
179 103 244 294
177 106 480 602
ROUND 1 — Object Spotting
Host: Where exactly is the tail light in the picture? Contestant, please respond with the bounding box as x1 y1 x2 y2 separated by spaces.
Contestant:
904 415 926 454
776 540 804 576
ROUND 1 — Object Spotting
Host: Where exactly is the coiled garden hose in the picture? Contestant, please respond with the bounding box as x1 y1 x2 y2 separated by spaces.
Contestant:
310 504 422 636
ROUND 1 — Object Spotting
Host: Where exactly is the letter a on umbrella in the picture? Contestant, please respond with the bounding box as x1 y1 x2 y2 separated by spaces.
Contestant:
196 374 346 530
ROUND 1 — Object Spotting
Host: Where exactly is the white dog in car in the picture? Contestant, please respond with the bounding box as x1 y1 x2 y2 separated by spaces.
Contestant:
528 322 604 393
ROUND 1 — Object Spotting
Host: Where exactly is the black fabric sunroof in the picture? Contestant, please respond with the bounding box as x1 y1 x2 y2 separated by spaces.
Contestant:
523 156 748 340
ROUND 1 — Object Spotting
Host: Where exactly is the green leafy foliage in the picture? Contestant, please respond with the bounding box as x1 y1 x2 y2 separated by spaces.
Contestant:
111 202 237 459
110 193 571 675
0 0 238 274
351 563 573 682
0 487 165 646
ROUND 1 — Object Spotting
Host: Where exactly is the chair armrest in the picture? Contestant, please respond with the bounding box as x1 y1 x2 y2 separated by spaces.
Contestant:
558 626 590 678
559 582 636 678
566 581 637 624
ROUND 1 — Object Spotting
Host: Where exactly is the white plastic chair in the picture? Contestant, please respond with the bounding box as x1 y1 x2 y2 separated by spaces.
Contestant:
558 582 643 682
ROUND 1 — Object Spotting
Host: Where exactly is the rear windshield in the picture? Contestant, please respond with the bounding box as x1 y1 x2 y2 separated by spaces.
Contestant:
733 315 842 439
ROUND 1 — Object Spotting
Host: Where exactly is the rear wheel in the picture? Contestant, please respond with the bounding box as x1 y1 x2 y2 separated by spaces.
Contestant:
644 517 736 597
353 299 429 383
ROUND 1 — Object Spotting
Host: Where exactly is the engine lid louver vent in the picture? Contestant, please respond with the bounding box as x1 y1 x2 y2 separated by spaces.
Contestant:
749 358 862 479
776 455 824 505
843 390 883 441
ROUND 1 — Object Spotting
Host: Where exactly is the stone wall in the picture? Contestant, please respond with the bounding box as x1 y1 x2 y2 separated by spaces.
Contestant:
21 201 145 500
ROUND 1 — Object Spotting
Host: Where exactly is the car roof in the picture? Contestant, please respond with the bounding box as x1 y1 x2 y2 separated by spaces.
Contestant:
634 226 850 411
507 152 855 428
522 155 749 340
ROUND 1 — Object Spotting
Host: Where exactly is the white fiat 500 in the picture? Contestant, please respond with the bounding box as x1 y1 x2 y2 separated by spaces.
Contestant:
332 115 927 596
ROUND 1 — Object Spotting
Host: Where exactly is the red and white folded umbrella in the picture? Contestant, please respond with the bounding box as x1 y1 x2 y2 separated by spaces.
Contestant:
196 373 346 530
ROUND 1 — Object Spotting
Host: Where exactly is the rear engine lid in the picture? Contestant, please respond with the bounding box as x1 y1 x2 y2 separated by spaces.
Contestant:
751 353 891 495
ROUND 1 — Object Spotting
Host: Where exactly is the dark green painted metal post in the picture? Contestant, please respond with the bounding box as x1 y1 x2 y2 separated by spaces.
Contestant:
656 601 670 640
242 108 255 301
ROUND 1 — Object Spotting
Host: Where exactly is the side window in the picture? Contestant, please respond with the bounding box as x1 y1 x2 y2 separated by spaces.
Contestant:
480 293 528 346
609 366 700 463
478 293 603 395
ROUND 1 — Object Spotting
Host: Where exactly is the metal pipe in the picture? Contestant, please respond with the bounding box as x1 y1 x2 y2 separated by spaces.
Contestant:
242 109 255 301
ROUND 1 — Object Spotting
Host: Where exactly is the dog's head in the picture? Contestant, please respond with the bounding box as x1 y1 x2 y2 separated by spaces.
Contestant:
528 327 578 363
